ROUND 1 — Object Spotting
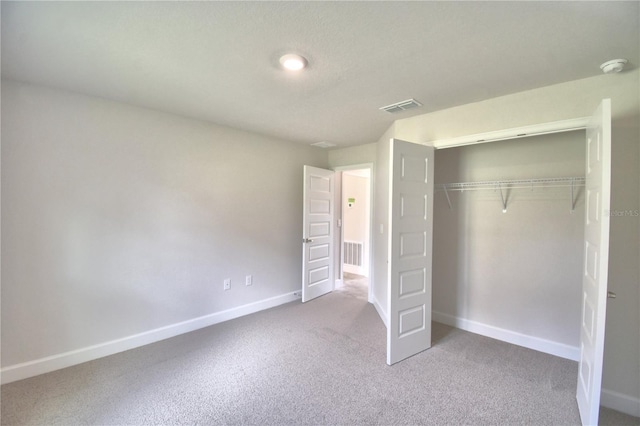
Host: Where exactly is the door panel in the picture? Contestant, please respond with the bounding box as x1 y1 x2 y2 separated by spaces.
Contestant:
576 99 611 426
387 139 434 365
302 166 334 303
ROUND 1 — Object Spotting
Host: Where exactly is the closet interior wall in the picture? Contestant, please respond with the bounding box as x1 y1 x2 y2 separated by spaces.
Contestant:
432 131 585 351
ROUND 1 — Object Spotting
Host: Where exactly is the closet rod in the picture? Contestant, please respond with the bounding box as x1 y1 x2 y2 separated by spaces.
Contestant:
435 177 585 213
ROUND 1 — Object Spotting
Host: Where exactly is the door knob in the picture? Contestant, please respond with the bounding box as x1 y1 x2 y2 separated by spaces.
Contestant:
303 238 314 243
607 291 617 299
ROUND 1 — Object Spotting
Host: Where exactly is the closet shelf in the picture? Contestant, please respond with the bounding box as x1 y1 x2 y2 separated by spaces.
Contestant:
436 177 585 213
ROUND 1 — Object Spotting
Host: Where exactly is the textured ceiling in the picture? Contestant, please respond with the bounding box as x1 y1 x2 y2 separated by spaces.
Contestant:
2 1 638 147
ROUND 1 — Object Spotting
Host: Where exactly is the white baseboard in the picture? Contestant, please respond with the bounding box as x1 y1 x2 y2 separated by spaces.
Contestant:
373 297 388 329
343 264 368 277
432 310 580 361
1 292 299 385
601 388 640 417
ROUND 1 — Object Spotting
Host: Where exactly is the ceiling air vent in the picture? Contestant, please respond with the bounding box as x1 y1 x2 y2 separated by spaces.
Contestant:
379 98 423 114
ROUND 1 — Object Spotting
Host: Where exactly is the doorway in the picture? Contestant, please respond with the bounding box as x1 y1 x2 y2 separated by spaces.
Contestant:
432 130 586 359
334 164 373 303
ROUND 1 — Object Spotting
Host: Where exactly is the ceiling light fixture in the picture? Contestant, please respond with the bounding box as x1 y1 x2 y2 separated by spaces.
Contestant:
279 54 307 71
600 59 628 74
311 141 336 148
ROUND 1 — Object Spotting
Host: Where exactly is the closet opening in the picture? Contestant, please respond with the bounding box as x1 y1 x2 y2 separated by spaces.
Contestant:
431 130 586 359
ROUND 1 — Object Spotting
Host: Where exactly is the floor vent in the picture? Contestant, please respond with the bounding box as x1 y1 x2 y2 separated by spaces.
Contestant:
379 98 422 113
344 241 363 267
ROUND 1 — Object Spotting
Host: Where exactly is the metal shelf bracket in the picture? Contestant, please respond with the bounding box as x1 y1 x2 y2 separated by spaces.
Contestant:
498 183 507 213
443 186 452 210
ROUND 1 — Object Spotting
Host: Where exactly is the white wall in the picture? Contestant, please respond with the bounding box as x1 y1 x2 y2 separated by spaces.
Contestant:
343 174 369 243
1 80 328 377
392 70 640 414
328 143 377 168
342 173 370 276
372 127 395 325
433 132 585 352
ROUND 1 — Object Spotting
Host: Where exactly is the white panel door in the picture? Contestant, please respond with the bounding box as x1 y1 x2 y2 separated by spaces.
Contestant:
576 99 611 426
302 166 334 303
387 139 434 365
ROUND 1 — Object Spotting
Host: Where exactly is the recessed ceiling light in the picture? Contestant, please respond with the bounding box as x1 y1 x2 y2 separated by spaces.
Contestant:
279 54 307 71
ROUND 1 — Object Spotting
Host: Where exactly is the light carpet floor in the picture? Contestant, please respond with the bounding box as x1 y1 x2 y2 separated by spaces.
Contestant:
2 274 638 425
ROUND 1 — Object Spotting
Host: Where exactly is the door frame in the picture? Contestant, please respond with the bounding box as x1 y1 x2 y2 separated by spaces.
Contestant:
333 163 375 303
431 117 589 149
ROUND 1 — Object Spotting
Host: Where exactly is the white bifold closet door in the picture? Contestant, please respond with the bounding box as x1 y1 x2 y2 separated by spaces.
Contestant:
387 139 434 365
576 99 611 426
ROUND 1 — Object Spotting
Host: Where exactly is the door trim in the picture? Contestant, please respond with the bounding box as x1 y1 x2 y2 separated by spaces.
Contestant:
431 117 589 149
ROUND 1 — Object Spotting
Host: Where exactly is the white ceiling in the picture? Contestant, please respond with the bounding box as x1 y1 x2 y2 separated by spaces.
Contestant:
2 1 638 148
